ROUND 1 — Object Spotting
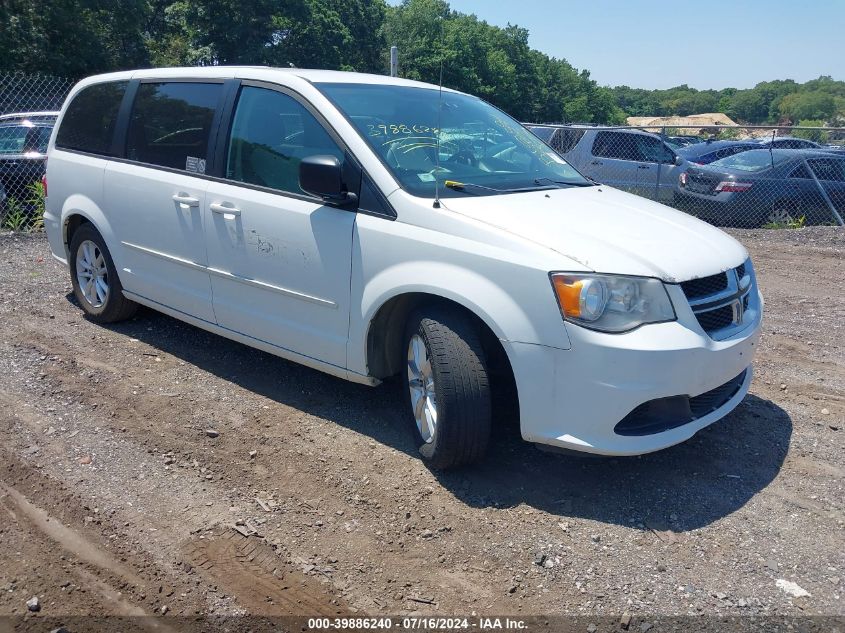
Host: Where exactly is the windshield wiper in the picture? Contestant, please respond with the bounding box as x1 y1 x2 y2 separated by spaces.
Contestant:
444 180 559 194
533 177 595 188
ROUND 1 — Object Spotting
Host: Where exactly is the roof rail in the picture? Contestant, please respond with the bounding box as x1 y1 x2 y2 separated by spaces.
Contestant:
0 111 60 121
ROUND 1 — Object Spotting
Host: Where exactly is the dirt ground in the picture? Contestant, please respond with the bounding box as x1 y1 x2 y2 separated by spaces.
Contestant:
0 227 842 629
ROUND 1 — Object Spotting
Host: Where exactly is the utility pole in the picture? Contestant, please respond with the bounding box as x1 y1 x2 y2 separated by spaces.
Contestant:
389 46 398 77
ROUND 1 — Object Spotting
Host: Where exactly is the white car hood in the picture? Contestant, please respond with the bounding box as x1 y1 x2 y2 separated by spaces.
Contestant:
441 185 747 282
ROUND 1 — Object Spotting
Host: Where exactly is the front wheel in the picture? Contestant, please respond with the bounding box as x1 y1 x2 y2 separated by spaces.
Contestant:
69 224 138 323
402 306 492 469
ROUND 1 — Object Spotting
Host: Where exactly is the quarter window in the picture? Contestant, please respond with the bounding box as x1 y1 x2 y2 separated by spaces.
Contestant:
55 81 127 155
126 82 223 172
556 128 586 154
226 86 343 195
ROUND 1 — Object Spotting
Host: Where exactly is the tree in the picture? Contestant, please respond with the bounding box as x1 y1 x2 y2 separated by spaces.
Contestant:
381 0 621 123
778 91 837 122
793 120 828 143
727 89 770 124
0 0 150 77
1 0 842 128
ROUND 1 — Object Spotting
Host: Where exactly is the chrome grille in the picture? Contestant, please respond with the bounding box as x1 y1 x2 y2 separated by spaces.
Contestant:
681 263 753 338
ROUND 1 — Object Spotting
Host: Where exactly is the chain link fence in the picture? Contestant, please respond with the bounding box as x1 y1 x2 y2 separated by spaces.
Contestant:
2 69 843 233
526 123 845 229
1 72 73 232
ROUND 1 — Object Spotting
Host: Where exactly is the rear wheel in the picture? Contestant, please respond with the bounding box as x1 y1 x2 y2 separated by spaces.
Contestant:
69 224 138 323
402 305 492 469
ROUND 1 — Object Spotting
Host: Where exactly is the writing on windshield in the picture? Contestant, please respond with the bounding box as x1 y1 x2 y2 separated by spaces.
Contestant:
318 83 590 198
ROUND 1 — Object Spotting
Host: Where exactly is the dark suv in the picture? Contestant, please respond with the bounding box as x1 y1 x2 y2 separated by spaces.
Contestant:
0 111 57 220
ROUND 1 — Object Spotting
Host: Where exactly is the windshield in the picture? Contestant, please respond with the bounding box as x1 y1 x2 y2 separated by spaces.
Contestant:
317 83 591 197
709 149 791 172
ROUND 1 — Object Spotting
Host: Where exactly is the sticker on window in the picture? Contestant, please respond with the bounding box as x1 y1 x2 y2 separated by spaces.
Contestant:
417 173 435 182
186 156 206 174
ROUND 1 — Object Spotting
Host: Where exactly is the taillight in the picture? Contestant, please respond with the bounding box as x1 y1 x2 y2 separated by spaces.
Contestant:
42 174 47 197
715 181 752 193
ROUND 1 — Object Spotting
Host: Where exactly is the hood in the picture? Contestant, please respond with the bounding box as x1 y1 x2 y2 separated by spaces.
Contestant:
441 185 747 282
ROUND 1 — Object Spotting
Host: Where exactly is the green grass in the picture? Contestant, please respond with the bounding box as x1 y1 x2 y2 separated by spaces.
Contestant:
1 181 46 232
762 215 806 230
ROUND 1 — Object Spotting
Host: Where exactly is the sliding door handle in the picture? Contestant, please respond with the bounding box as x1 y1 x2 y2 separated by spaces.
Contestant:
172 193 199 207
210 202 241 217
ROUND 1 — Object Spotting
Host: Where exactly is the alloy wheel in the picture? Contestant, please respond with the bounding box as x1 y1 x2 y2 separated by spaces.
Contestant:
75 239 109 308
407 334 438 443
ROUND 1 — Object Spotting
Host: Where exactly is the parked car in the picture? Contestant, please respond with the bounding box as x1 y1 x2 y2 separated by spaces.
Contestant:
675 149 845 226
45 68 762 469
755 136 845 155
541 126 689 202
678 139 762 165
663 135 702 149
755 136 821 150
0 111 57 221
525 124 587 155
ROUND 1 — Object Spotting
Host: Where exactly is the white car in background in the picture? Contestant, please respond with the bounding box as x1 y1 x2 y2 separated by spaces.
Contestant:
44 67 762 469
529 125 690 203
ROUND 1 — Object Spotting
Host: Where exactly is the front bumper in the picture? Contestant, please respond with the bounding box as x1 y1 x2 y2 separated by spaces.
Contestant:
505 285 763 455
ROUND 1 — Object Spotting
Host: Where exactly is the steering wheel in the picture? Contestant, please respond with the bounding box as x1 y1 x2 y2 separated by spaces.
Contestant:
447 149 478 167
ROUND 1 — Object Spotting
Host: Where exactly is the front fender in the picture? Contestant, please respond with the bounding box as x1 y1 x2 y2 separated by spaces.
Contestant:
349 259 571 377
364 261 536 341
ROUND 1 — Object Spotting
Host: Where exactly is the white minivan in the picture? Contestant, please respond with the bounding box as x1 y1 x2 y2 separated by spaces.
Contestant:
44 67 763 469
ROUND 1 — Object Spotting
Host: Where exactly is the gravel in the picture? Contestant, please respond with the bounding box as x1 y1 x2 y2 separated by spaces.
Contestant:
0 227 842 619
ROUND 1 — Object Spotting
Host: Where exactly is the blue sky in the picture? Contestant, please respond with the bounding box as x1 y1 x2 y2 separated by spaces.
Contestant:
389 0 845 90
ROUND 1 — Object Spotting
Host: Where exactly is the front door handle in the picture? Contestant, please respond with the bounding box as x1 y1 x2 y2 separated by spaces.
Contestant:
172 193 199 207
210 202 241 217
590 160 603 166
637 164 650 169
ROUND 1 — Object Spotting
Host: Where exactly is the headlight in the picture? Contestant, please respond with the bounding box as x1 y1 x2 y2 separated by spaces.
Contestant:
550 273 676 333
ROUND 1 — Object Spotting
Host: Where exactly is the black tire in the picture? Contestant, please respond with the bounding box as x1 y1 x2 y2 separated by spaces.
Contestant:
402 305 492 469
69 223 138 323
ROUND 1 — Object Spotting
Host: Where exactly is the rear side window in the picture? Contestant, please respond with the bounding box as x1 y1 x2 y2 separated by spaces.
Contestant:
592 131 639 161
55 81 128 155
809 158 845 182
126 82 223 172
775 139 814 149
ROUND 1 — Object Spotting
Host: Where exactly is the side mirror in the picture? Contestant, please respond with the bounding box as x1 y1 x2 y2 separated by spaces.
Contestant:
674 155 685 166
299 155 355 203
